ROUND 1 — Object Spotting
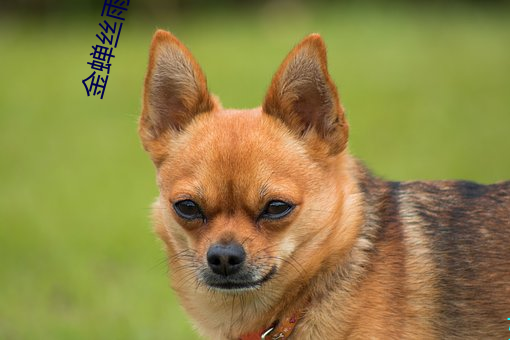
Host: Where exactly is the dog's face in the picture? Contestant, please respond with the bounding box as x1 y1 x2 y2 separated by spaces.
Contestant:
139 31 356 294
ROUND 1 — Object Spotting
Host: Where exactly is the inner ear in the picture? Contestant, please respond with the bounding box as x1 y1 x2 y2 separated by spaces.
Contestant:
263 34 348 154
139 30 216 144
284 59 335 135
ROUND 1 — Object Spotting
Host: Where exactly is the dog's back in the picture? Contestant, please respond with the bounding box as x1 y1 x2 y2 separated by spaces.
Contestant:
353 168 510 338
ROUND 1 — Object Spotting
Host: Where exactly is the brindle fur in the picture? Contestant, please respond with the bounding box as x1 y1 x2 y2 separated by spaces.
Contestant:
331 163 510 339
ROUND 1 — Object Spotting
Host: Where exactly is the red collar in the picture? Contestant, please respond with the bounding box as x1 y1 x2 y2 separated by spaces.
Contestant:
239 312 301 340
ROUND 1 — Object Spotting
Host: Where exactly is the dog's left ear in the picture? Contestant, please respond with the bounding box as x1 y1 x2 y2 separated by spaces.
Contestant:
263 34 348 155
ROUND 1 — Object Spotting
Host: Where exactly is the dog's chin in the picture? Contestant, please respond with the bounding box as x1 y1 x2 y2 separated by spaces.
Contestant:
203 266 277 293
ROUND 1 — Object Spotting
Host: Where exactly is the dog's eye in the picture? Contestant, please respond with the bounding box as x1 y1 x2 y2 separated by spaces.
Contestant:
173 200 204 221
260 200 294 220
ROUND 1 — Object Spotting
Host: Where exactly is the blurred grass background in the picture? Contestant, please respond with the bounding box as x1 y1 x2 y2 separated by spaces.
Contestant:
0 1 509 339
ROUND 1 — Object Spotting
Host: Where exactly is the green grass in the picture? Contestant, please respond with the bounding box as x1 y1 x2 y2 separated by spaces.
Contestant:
1 4 509 339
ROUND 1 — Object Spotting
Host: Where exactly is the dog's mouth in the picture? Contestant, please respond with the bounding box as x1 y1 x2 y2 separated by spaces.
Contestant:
205 265 277 291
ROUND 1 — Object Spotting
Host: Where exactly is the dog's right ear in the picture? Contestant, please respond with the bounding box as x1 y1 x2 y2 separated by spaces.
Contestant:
139 30 216 157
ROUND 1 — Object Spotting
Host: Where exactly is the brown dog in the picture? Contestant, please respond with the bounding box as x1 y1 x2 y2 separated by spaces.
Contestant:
138 30 510 339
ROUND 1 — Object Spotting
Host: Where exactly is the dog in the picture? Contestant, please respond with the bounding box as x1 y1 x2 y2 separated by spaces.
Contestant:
138 30 510 339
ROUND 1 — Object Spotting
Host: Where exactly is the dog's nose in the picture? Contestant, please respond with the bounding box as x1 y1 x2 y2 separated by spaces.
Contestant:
207 243 246 276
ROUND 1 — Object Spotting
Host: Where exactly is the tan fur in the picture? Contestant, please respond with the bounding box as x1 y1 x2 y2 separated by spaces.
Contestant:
139 30 510 339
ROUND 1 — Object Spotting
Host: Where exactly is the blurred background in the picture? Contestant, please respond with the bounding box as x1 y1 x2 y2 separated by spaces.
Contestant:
1 0 509 338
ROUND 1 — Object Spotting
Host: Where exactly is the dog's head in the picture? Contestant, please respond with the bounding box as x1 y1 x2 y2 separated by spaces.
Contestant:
139 30 358 294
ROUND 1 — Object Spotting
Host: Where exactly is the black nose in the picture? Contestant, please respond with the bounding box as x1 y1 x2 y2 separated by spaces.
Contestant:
207 243 246 276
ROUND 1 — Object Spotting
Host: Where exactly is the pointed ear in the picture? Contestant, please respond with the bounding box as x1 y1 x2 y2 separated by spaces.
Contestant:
139 30 216 148
263 34 348 154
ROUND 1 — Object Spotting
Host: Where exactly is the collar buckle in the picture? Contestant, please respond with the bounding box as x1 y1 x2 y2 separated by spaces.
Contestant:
260 326 275 339
261 326 286 339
